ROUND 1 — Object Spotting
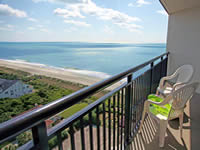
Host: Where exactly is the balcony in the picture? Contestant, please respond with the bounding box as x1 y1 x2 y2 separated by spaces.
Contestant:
1 52 194 150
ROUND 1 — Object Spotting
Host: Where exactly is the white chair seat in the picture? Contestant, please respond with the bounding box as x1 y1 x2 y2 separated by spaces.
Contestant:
158 87 172 95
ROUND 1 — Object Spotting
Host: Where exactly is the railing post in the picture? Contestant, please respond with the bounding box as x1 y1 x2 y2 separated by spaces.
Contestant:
124 74 132 150
160 56 163 78
150 62 154 93
165 53 169 76
32 121 48 150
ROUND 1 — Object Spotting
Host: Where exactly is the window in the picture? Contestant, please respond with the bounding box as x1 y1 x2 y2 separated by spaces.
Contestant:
11 90 14 95
5 91 8 94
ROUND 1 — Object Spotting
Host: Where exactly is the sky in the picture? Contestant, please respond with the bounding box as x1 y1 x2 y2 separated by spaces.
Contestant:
0 0 168 43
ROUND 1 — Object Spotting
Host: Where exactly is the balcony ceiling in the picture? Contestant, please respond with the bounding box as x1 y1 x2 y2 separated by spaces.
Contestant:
160 0 200 14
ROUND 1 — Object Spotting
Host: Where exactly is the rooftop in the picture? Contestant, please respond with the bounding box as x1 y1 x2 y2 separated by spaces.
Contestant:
0 79 18 93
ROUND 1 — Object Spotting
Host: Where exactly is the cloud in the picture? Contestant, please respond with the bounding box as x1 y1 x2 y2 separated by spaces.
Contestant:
54 8 85 18
114 22 142 33
64 27 77 32
136 0 151 7
64 20 90 27
0 24 14 31
40 28 49 32
27 27 35 30
128 3 134 7
157 10 168 16
0 4 27 18
28 17 38 22
103 25 114 34
128 0 151 7
37 25 44 28
54 0 141 32
32 0 89 4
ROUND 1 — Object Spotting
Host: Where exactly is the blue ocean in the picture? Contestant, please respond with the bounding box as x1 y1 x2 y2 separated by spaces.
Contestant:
0 42 166 77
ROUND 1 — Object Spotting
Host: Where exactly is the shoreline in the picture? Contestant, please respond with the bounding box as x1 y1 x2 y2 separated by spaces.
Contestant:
0 59 124 90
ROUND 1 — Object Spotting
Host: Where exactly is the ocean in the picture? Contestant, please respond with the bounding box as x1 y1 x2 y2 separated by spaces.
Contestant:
0 42 166 78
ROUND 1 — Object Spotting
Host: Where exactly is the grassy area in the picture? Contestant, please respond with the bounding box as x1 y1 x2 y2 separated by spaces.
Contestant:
59 103 88 119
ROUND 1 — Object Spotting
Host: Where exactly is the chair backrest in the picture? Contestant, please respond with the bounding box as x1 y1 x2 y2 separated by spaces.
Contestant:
176 64 194 83
171 82 199 110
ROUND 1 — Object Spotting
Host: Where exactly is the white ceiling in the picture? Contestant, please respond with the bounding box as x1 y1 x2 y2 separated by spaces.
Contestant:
160 0 200 14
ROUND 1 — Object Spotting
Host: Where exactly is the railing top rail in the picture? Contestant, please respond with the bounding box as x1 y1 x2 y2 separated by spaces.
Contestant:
0 52 169 143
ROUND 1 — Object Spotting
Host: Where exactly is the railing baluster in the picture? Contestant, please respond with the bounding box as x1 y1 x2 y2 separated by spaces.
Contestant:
80 117 85 150
32 121 48 150
113 95 116 150
120 88 124 150
117 92 120 150
69 126 75 150
57 132 63 150
150 62 154 93
108 98 111 150
89 112 94 150
129 82 133 137
124 74 132 150
96 105 100 150
133 81 136 130
103 102 106 150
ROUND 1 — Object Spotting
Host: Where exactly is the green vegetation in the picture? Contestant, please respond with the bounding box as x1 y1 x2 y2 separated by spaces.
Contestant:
0 67 98 123
59 103 88 119
0 67 107 150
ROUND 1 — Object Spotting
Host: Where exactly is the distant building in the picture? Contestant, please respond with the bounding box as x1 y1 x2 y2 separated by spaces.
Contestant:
0 79 32 98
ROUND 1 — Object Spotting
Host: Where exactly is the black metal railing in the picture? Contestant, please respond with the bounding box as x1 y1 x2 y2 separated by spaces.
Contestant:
0 52 168 150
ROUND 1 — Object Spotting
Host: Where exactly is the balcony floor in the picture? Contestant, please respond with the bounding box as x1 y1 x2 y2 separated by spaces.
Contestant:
133 93 200 150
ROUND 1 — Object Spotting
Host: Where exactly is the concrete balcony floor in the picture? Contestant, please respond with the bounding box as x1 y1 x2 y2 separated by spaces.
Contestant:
132 93 200 150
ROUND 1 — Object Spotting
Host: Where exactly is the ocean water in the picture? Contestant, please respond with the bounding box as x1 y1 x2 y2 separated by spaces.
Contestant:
0 42 166 78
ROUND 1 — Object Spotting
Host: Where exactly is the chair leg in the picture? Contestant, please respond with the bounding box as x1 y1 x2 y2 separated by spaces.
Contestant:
159 120 168 147
139 108 147 133
179 112 184 139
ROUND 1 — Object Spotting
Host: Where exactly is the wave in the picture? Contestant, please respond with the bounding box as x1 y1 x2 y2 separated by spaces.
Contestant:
0 59 111 79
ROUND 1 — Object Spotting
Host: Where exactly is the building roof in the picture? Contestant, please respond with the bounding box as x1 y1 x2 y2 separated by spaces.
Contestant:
0 79 18 93
160 0 200 14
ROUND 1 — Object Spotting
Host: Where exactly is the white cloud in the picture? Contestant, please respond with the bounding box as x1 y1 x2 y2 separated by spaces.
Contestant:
157 10 168 16
32 0 89 4
0 24 14 31
28 27 35 30
37 25 44 28
0 4 27 18
136 0 151 7
103 25 114 34
64 27 77 32
28 17 38 22
128 0 151 7
40 28 50 33
64 20 90 27
54 0 141 32
114 22 142 33
54 8 85 18
128 3 134 7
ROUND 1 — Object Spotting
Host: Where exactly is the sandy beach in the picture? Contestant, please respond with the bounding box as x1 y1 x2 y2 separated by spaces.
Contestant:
0 59 124 90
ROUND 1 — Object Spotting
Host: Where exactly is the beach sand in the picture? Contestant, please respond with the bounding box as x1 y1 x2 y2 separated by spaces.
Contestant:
0 59 124 90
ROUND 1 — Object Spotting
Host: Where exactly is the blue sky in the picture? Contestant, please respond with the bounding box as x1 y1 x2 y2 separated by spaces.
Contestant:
0 0 168 43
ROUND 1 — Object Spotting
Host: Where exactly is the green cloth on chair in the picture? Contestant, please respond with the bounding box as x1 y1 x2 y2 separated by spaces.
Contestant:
148 95 172 120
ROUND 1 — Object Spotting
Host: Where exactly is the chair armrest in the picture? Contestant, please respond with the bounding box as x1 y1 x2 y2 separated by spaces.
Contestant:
158 72 179 89
172 82 186 92
145 94 173 107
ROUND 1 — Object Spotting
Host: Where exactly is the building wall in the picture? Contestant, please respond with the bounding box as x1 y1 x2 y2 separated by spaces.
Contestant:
166 6 200 92
0 81 32 98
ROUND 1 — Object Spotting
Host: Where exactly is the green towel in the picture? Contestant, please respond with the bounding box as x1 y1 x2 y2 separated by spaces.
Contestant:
148 95 172 119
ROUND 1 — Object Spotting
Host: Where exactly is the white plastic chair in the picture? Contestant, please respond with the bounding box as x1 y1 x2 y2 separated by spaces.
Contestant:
156 64 194 97
139 82 199 147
